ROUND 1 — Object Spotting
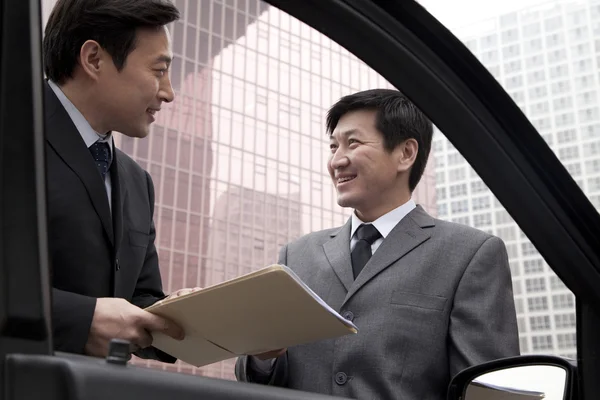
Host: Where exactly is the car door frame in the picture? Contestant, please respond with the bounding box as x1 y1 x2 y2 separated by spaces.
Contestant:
2 0 600 398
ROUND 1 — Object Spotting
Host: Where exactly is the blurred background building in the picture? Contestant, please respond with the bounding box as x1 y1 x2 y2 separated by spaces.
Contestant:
432 0 600 360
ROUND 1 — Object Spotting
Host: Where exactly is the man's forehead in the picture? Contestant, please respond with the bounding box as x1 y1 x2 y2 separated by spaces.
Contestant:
133 25 172 53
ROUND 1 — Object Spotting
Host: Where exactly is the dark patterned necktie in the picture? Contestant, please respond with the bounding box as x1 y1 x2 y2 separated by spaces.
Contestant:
89 141 112 180
351 224 382 279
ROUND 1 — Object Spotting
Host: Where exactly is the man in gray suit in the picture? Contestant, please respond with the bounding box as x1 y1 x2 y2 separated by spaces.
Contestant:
235 89 519 399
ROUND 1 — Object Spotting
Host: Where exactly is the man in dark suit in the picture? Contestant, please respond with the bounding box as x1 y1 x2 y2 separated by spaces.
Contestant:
236 89 519 399
44 0 194 360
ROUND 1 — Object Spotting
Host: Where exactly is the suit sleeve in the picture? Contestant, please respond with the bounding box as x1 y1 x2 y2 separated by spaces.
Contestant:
131 171 176 363
52 288 97 354
235 244 290 386
448 235 520 379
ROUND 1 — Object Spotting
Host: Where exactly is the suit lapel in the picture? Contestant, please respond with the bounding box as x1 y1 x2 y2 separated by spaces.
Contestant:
110 150 127 259
322 219 354 292
44 82 114 244
343 206 435 305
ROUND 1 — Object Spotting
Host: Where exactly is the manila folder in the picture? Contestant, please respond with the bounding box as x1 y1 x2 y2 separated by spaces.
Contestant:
145 264 357 367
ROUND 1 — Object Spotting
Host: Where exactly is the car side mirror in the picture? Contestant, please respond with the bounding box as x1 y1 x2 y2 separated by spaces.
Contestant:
447 355 578 400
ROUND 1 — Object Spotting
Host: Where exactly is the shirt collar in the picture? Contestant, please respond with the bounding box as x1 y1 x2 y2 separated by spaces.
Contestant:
351 199 417 240
47 79 114 153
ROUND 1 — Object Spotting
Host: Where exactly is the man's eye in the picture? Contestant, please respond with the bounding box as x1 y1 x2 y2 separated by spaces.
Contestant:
329 144 338 152
348 138 359 145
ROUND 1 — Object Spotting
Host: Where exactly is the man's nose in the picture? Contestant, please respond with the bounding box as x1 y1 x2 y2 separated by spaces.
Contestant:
330 149 349 169
159 75 175 103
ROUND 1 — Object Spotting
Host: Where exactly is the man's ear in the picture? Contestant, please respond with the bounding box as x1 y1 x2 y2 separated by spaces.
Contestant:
78 40 105 81
397 138 419 173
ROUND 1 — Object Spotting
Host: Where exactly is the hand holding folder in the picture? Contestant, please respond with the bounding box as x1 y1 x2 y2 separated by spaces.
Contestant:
145 264 357 367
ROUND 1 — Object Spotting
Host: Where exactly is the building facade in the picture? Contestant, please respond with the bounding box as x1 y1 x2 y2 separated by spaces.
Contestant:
434 0 600 359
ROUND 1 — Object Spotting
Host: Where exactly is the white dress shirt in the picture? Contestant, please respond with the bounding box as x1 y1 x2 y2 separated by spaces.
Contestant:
48 80 114 211
350 199 417 253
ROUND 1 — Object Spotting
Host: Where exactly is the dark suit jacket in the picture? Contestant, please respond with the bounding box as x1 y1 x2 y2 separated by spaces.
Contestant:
236 206 519 399
44 82 173 362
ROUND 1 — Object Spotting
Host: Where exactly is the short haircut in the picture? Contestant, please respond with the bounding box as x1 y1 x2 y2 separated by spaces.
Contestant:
326 89 433 191
43 0 180 84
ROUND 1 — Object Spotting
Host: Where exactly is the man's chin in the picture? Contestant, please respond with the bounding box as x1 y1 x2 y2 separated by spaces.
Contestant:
121 128 150 139
336 195 355 209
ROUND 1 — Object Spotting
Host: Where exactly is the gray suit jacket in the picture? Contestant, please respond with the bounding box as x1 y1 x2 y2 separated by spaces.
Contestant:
236 206 519 400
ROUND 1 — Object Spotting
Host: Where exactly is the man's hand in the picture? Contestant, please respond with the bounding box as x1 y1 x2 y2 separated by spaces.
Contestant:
253 348 287 361
84 297 185 358
164 286 202 300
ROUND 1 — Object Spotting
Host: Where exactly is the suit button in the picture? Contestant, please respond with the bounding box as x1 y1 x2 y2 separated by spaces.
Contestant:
342 311 354 321
115 258 120 271
335 372 348 385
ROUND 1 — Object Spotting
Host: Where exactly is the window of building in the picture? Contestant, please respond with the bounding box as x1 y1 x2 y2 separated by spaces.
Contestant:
585 142 600 157
470 180 488 194
496 210 514 224
588 177 600 192
550 275 568 290
521 241 538 256
555 313 576 329
524 259 544 274
437 203 448 216
473 213 492 227
548 49 567 63
436 187 447 201
506 74 523 89
585 159 600 174
565 163 582 177
523 23 541 37
530 315 551 331
504 60 522 74
526 54 544 68
552 293 575 309
544 16 563 32
557 129 576 143
449 183 468 197
451 200 469 214
525 277 546 292
448 168 467 181
557 333 577 349
576 75 594 91
510 90 526 103
559 146 579 161
528 296 549 311
550 64 568 79
501 28 519 43
481 34 498 48
555 113 575 127
551 80 571 95
447 152 464 166
472 196 491 210
546 32 564 47
530 101 549 116
579 107 600 122
532 335 554 351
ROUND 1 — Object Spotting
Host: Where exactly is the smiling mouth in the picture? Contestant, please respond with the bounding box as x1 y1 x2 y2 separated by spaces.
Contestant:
337 176 357 185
